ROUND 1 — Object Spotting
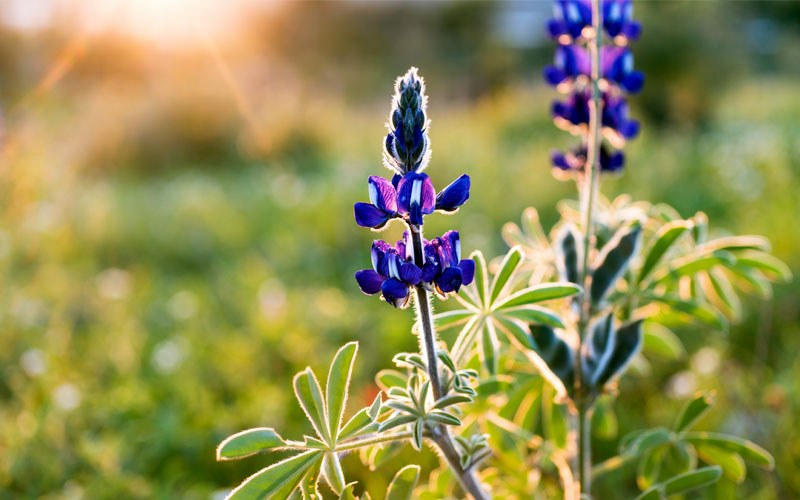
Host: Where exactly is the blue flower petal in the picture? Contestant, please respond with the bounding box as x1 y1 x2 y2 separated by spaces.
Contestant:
435 174 470 212
459 259 475 286
381 278 409 308
437 266 463 294
543 66 566 86
397 172 436 225
368 176 398 213
399 262 423 285
355 270 385 295
622 71 645 93
354 203 391 229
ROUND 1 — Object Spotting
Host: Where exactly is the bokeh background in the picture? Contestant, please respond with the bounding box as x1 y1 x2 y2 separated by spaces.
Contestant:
0 1 798 499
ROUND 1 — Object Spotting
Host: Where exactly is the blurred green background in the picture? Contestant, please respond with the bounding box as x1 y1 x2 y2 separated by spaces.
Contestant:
0 1 798 499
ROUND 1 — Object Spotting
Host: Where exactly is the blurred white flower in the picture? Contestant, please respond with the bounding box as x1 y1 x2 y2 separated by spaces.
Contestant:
258 279 287 321
20 348 48 377
168 290 199 320
666 371 697 399
691 346 720 375
151 337 188 375
96 268 133 300
53 383 82 411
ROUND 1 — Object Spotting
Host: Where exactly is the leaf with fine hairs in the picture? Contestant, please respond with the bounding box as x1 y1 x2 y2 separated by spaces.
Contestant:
217 428 286 461
386 465 421 500
637 219 692 284
489 246 524 304
293 368 332 445
674 392 714 433
326 342 358 442
225 451 323 500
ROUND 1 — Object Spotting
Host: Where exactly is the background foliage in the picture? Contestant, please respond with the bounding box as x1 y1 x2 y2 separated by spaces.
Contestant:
0 1 798 499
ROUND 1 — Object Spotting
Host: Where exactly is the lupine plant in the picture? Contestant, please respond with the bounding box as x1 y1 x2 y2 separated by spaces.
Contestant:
215 2 789 498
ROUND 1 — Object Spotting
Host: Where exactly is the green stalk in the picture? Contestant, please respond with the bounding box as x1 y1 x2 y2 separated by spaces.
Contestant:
408 225 490 500
574 0 603 496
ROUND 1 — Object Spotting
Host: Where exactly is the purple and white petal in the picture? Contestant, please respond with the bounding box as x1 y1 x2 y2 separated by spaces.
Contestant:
435 174 471 212
354 203 390 229
355 270 385 295
381 278 409 308
368 176 398 213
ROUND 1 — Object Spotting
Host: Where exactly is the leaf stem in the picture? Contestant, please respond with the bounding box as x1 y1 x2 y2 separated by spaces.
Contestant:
335 431 414 452
408 224 491 500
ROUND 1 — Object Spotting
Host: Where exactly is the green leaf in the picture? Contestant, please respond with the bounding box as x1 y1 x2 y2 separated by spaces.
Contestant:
642 322 685 361
432 394 473 409
638 220 692 284
322 452 346 494
411 419 424 450
386 465 421 500
470 250 489 308
674 392 714 433
339 484 358 500
433 309 475 330
626 427 674 455
543 386 567 449
682 432 774 469
225 451 323 500
661 465 722 496
529 324 574 388
376 370 407 391
378 415 416 433
490 246 524 304
217 428 286 461
327 342 358 442
644 293 727 330
426 411 462 426
554 222 582 285
592 400 618 440
654 250 736 284
695 444 746 483
493 316 535 350
338 395 381 441
293 368 332 444
499 305 565 328
638 446 665 490
735 251 793 281
591 221 642 303
493 282 581 309
697 235 770 253
595 320 644 388
299 460 322 500
521 206 549 247
480 320 499 375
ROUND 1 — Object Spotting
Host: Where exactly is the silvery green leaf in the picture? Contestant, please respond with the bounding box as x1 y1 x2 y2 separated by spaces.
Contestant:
642 322 685 361
217 428 286 461
554 222 582 285
637 219 692 284
499 305 565 328
378 415 417 433
479 320 499 375
225 450 323 500
426 411 461 426
695 444 746 483
493 316 535 350
293 368 332 445
432 309 475 330
299 459 322 500
386 465 421 500
337 394 382 441
735 250 792 281
494 282 582 309
654 249 736 283
376 370 406 391
625 427 674 455
637 445 665 491
582 314 615 389
542 386 567 449
644 293 727 330
327 342 358 442
489 246 524 304
682 432 774 469
661 465 722 496
436 350 456 372
696 235 770 253
594 319 643 388
529 324 574 388
338 483 358 500
470 250 490 308
411 419 424 450
591 220 642 304
432 394 473 410
322 452 346 494
674 392 714 433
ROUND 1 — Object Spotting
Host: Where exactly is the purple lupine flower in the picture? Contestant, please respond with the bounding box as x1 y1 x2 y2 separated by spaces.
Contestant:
547 0 592 42
355 240 423 308
601 46 645 93
551 144 625 174
543 45 591 88
552 90 640 146
419 231 476 296
354 175 399 229
603 0 641 43
435 174 471 212
383 68 430 174
396 171 436 226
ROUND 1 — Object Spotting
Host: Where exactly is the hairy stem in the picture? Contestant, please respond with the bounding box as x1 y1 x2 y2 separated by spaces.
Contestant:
408 225 490 500
335 431 414 452
575 0 603 496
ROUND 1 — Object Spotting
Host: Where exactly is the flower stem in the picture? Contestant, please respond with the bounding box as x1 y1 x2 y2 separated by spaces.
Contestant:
575 0 603 496
408 225 491 500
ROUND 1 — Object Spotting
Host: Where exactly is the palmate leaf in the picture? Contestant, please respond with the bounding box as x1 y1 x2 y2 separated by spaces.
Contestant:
489 246 524 304
643 292 727 330
682 432 774 470
322 452 347 494
493 282 581 309
225 451 323 500
590 220 642 304
471 250 490 308
653 249 736 284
